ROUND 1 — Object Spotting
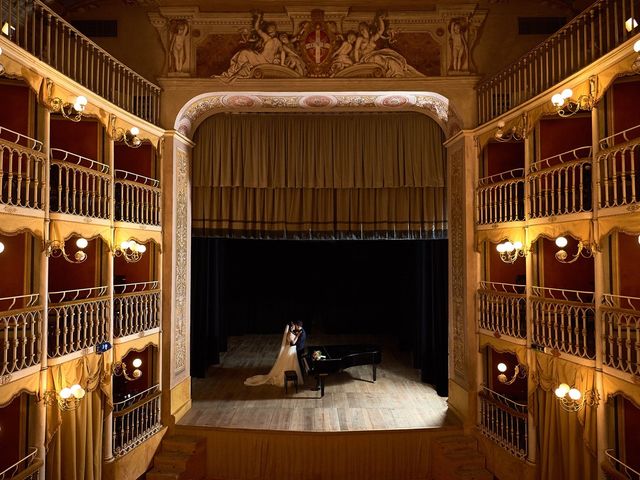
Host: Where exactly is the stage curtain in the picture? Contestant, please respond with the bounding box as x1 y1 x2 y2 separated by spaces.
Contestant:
191 237 227 377
192 113 447 239
44 354 110 480
530 351 597 480
416 240 449 396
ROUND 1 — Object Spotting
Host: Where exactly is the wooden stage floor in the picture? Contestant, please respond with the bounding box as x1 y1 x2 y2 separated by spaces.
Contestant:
179 334 459 432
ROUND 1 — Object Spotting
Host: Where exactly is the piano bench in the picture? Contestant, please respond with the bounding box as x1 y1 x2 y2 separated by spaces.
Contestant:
284 370 298 394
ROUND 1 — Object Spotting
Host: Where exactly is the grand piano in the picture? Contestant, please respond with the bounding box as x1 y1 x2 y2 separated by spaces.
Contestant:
302 344 382 397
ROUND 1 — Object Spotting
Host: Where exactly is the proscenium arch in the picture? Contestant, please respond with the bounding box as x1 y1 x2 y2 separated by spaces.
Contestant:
173 90 463 140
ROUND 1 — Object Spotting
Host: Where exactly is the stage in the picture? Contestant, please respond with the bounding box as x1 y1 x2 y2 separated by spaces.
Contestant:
179 333 459 432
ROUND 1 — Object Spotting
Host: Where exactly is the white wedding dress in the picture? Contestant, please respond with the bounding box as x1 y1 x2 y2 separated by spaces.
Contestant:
244 325 303 387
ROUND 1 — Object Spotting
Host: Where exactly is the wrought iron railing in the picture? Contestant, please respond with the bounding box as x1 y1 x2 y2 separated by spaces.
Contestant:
47 286 109 358
531 286 596 359
114 282 160 338
477 0 639 123
0 294 41 381
49 148 110 218
114 170 161 226
529 146 593 218
0 0 160 124
0 127 46 210
477 169 525 224
478 282 527 339
0 447 40 480
602 293 640 376
478 386 528 459
112 384 162 457
603 449 640 480
598 124 640 209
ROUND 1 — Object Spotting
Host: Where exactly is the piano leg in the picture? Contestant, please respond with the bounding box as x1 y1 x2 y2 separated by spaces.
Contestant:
320 376 325 397
372 365 377 382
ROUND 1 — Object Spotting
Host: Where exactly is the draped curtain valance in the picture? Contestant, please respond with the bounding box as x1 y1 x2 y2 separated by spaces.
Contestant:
192 112 447 239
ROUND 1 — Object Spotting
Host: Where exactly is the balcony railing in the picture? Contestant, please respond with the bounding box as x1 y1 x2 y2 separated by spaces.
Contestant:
113 384 162 457
0 447 40 480
598 124 640 209
478 282 526 339
477 169 525 224
0 294 41 381
603 449 640 480
47 286 109 358
114 170 161 226
478 386 528 460
602 293 640 376
0 0 160 124
49 148 110 219
114 282 160 338
477 0 639 123
529 146 593 218
0 127 46 210
531 286 596 359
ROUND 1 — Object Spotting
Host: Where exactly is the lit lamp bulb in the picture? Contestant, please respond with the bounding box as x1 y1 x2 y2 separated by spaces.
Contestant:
635 39 640 53
555 383 571 398
0 241 4 254
503 241 514 253
555 236 568 248
637 234 640 245
561 88 573 100
497 362 507 373
73 95 88 112
137 244 146 253
568 388 582 401
120 240 130 250
75 237 88 249
551 93 565 107
625 17 638 32
133 369 142 379
513 241 523 250
496 243 506 253
70 384 85 399
129 127 140 136
59 388 72 399
132 358 142 368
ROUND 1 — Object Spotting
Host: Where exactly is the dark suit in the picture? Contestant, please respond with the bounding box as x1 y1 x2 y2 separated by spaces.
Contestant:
295 328 306 373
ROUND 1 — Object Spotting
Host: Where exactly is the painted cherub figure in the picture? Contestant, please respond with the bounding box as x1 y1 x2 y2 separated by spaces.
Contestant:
330 31 357 74
169 21 189 73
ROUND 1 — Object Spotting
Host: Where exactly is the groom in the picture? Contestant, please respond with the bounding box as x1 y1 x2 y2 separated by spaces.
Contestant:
292 320 306 373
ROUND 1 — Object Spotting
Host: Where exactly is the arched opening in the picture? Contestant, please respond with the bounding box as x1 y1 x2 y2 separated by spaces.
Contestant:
183 102 453 432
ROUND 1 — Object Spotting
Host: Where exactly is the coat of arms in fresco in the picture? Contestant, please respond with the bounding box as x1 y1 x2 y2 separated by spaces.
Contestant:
217 10 423 81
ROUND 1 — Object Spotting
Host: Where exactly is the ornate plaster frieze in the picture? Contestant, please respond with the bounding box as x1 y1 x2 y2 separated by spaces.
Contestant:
174 90 456 138
149 5 486 78
449 146 466 380
173 147 189 375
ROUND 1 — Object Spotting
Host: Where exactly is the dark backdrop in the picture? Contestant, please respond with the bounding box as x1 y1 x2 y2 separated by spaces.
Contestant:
191 238 448 396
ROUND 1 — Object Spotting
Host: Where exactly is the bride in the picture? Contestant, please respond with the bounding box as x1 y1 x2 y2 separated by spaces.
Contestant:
244 322 303 387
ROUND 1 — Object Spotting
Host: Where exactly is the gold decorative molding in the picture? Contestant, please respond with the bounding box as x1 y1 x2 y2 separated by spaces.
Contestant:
175 90 456 139
449 146 466 380
174 147 189 375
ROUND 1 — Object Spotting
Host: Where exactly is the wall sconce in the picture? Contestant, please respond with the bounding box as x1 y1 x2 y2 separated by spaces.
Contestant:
494 113 528 142
44 238 89 263
46 79 88 122
554 236 594 263
109 115 142 148
112 358 143 381
554 383 599 412
113 240 146 263
625 17 638 32
497 362 528 385
496 241 525 264
550 77 597 117
43 383 86 411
